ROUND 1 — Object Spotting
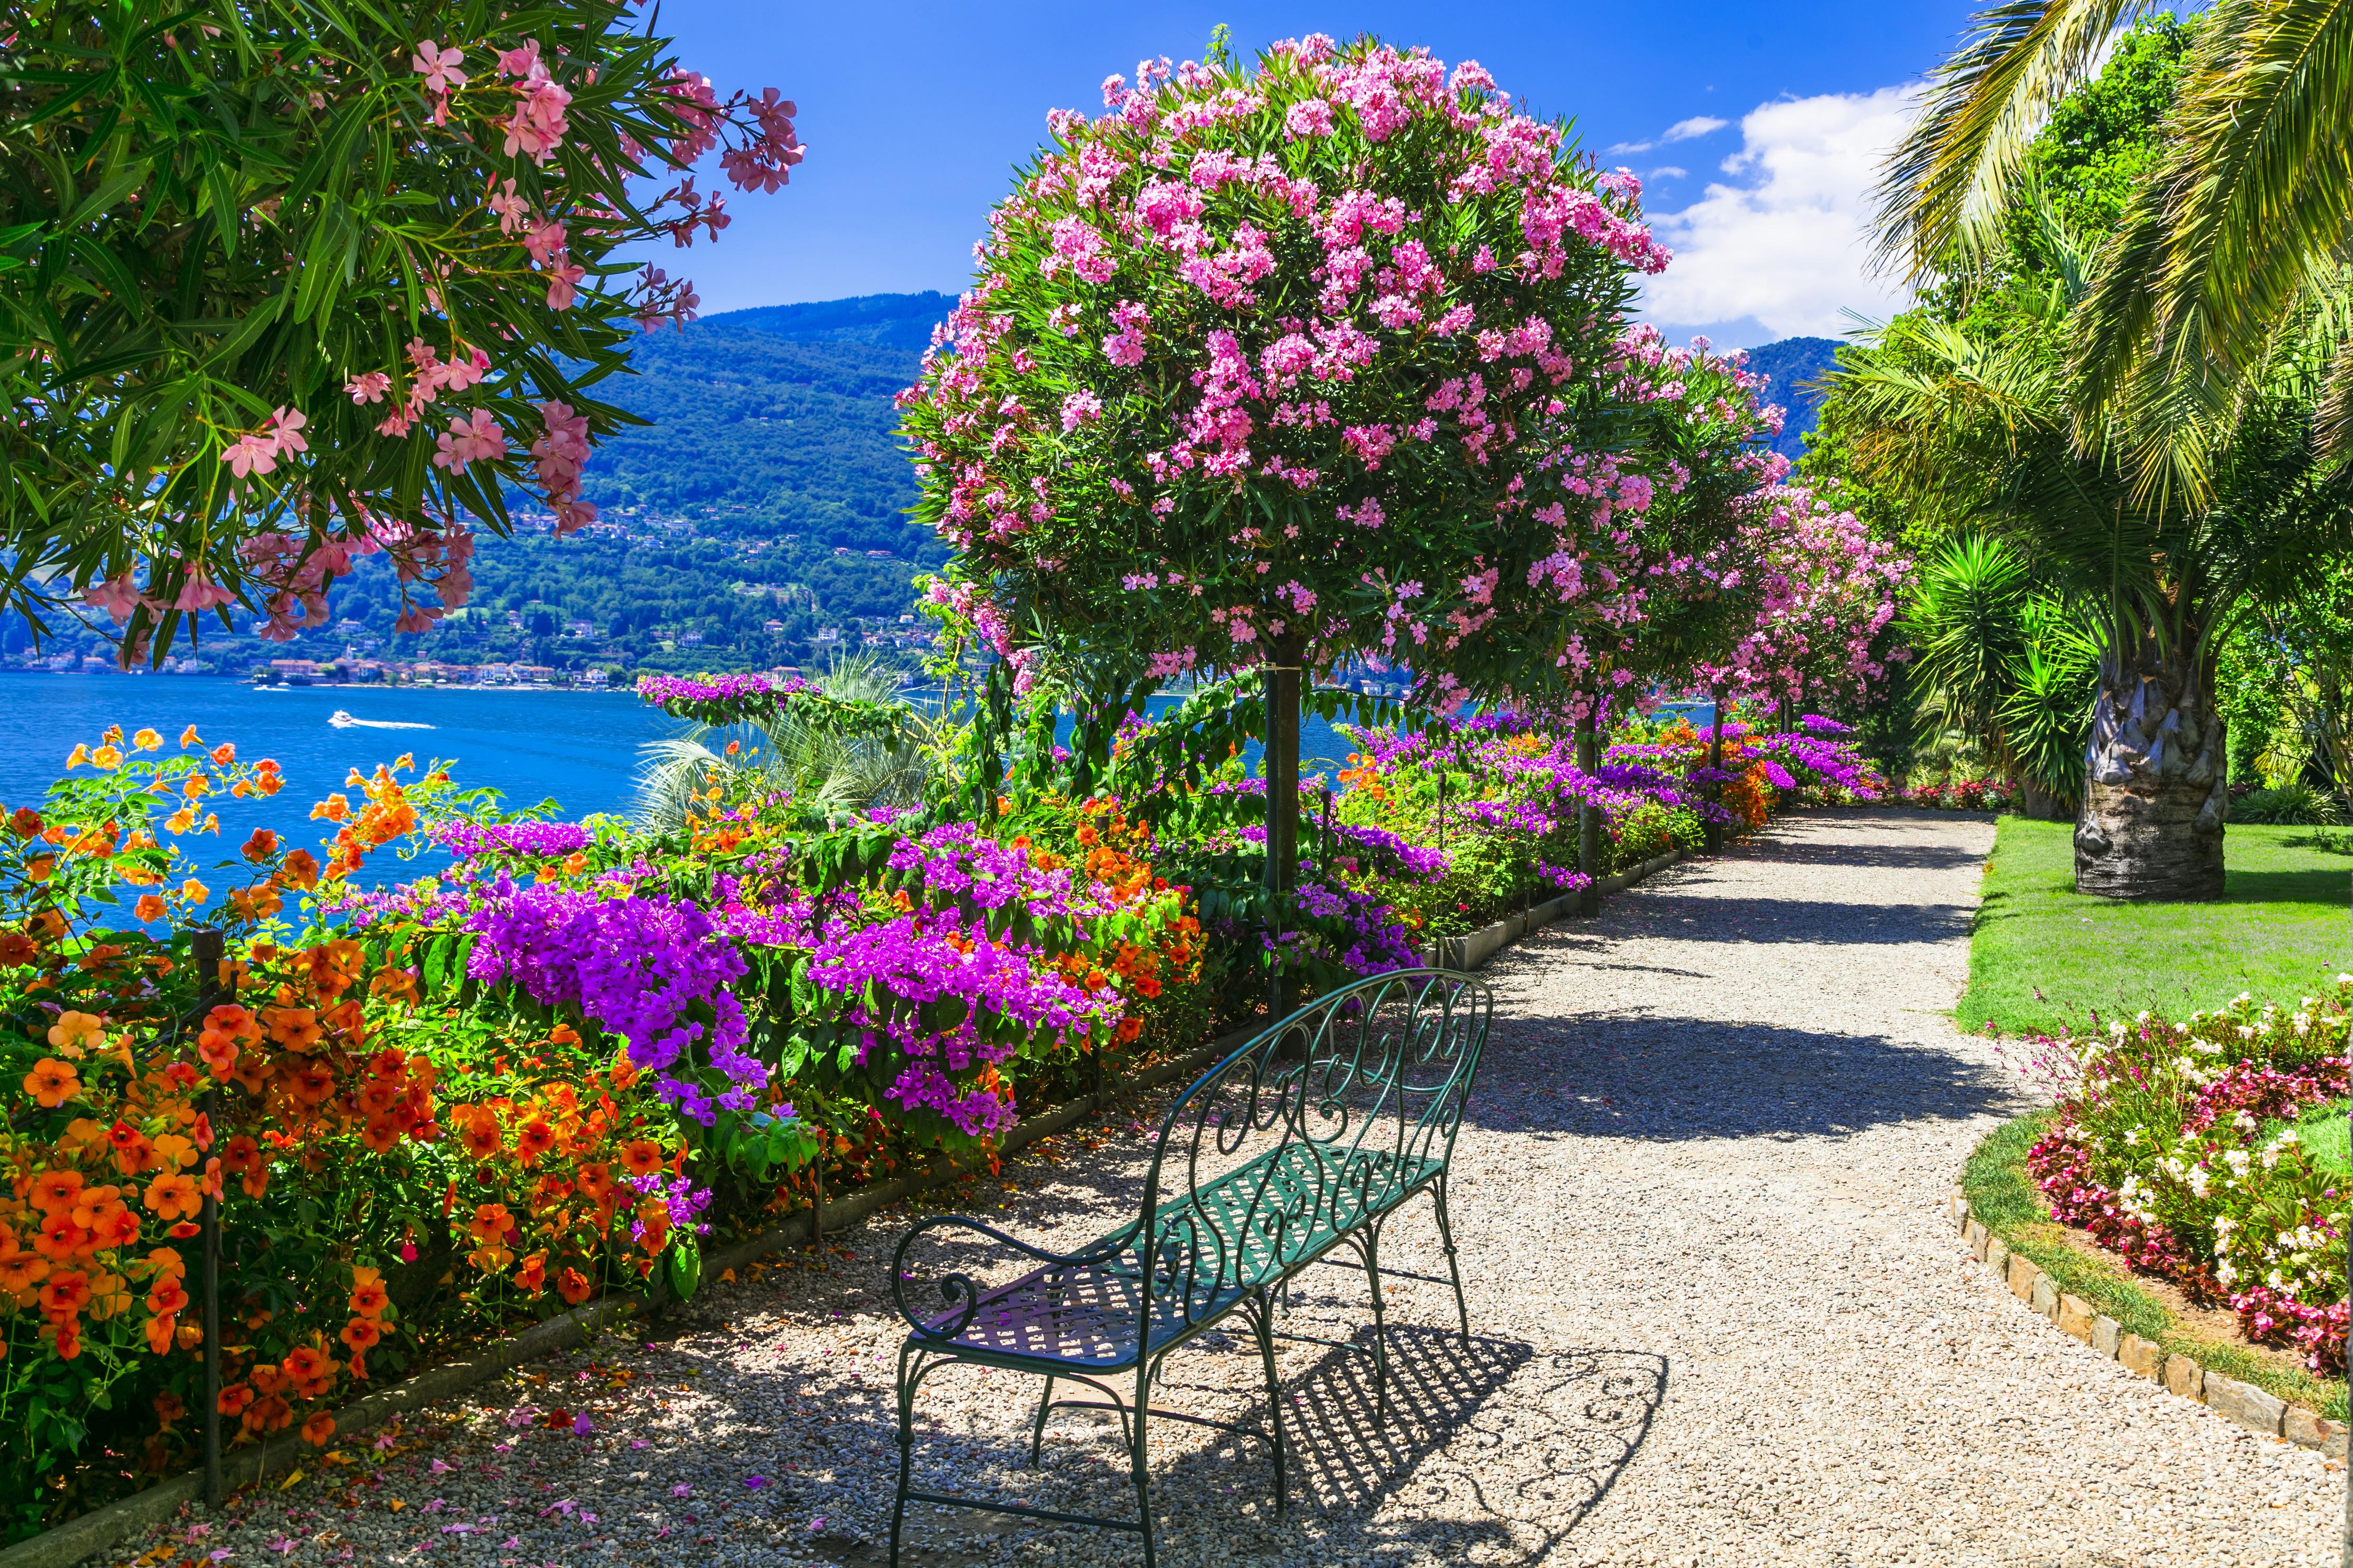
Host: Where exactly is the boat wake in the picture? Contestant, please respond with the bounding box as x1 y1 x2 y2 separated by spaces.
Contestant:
328 710 434 731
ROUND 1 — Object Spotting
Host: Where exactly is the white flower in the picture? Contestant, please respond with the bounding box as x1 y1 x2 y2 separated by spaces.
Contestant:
2216 1260 2238 1283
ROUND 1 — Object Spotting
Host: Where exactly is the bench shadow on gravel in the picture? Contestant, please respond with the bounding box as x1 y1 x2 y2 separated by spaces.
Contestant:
1466 1017 2018 1141
1251 1332 1666 1564
881 1327 1661 1567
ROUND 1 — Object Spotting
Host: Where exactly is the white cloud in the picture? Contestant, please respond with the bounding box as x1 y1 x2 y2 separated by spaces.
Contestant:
1649 165 1688 180
1609 114 1728 156
1661 115 1729 143
1640 85 1918 343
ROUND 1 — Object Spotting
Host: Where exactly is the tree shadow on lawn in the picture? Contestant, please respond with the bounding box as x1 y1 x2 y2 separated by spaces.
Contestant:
892 1327 1662 1568
1464 1015 2021 1142
2218 866 2351 908
1564 891 1976 945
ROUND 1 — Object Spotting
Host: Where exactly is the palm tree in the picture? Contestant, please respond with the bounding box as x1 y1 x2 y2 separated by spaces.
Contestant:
1874 0 2353 499
1831 222 2352 898
633 654 937 831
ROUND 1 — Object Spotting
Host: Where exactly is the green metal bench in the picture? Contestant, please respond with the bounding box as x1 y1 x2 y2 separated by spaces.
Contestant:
886 967 1493 1567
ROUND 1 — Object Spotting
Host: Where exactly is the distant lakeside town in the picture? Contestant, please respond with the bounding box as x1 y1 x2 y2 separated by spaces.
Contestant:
1 504 953 688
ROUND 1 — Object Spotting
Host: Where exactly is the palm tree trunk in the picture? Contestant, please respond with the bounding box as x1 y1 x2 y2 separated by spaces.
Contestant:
2073 630 2225 901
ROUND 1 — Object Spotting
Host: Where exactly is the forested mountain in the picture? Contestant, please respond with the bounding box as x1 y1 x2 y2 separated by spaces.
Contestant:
571 291 954 555
1743 336 1839 462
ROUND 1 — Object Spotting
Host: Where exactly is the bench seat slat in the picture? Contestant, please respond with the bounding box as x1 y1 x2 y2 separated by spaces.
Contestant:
917 1143 1443 1369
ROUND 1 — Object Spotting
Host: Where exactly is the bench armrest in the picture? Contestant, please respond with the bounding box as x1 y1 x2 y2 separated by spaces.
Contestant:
890 1213 1140 1342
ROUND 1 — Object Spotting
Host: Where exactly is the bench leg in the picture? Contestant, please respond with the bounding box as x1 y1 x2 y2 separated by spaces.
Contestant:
1433 1173 1470 1344
1248 1289 1287 1513
890 1345 920 1568
1028 1374 1055 1465
1131 1362 1158 1568
1358 1224 1390 1417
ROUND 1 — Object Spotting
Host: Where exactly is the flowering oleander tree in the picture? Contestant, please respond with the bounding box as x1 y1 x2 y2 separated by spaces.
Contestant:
1696 482 1913 717
900 34 1778 718
899 34 1781 936
0 1 802 659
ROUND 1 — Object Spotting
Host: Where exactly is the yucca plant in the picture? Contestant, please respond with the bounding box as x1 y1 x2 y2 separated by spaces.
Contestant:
1904 533 2099 814
1996 599 2101 808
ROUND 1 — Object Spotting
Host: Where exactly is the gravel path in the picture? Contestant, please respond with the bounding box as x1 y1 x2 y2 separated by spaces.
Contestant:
113 810 2344 1568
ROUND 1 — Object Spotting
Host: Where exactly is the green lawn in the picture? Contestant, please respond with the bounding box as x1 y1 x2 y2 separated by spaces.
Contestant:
1956 818 2350 1036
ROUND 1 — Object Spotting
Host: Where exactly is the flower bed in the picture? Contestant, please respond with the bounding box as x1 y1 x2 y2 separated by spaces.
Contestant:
1894 777 2018 812
2017 984 2351 1376
0 693 1870 1536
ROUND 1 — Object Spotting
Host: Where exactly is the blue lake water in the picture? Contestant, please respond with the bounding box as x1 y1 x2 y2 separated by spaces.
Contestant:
0 675 1372 889
0 676 672 888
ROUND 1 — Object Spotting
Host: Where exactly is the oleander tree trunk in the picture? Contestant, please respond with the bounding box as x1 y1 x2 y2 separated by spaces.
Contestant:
2073 626 2225 902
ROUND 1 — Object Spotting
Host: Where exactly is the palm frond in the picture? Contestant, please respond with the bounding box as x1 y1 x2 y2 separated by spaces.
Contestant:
632 736 727 832
1873 0 2150 277
2073 0 2353 503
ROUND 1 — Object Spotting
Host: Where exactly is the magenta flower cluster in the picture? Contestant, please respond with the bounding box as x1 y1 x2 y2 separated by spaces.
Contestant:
636 671 811 707
462 879 764 1126
808 909 1121 1137
436 820 596 858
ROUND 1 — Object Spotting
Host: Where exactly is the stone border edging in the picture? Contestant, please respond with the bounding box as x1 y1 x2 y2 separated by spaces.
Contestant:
0 1026 1253 1568
1947 1186 2347 1460
1417 847 1689 970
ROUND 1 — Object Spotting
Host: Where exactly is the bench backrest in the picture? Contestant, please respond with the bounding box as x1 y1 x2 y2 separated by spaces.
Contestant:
1135 968 1492 1331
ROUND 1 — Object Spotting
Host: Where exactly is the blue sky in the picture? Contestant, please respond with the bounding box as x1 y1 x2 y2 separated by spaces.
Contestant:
655 1 1978 347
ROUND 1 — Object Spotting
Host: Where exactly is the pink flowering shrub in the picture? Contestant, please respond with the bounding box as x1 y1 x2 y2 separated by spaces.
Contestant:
898 34 1783 717
2019 983 2351 1373
6 2 803 660
1697 483 1914 708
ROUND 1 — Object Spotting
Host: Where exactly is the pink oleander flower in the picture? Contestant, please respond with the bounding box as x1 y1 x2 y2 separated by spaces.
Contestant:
432 409 508 471
223 431 279 480
545 259 587 311
411 39 466 96
266 406 308 456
